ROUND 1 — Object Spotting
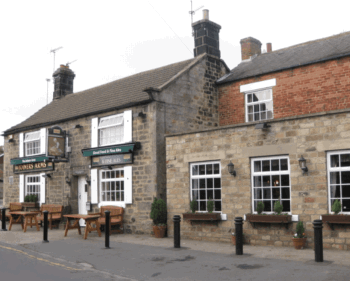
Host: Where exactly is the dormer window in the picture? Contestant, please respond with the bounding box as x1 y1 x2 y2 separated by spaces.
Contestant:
24 131 41 156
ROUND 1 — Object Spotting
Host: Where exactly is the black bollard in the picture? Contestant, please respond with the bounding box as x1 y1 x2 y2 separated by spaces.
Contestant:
234 217 243 255
313 220 323 262
173 215 181 248
105 210 110 249
1 208 7 231
43 210 49 243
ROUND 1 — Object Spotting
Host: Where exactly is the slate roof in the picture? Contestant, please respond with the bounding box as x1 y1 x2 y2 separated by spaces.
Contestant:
217 31 350 84
4 56 204 134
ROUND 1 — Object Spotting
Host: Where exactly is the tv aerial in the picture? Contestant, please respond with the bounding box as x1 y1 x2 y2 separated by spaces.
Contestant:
189 0 204 25
50 46 63 72
66 60 77 67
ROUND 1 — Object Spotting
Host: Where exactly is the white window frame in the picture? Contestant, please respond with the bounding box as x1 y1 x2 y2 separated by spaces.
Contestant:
327 150 350 214
25 174 41 202
190 161 222 213
245 88 274 122
24 131 41 156
251 155 291 214
98 113 124 147
99 168 126 207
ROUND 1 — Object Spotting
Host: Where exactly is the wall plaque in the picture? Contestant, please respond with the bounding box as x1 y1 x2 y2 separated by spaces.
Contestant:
13 161 54 174
91 153 133 167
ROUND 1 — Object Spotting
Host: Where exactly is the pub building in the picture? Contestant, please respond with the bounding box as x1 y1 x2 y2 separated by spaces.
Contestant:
2 10 228 233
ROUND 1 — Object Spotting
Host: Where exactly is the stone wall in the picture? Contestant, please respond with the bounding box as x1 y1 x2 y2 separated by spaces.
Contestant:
166 109 350 250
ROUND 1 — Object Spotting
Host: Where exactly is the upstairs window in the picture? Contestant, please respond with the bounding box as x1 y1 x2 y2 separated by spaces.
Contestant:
24 131 41 156
98 114 124 146
246 89 273 122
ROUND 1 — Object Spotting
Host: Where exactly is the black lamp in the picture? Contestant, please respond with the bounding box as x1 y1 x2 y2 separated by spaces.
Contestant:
227 161 236 177
86 201 91 212
255 122 271 130
298 155 308 174
65 176 71 185
85 175 91 185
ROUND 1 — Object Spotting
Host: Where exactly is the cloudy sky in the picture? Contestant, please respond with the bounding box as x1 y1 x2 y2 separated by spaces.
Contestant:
1 0 349 146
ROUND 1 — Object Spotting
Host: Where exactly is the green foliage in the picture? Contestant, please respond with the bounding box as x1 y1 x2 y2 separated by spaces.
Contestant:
257 202 264 214
274 201 283 215
294 221 306 238
207 199 214 213
190 199 198 213
24 194 37 202
150 198 167 226
331 199 341 214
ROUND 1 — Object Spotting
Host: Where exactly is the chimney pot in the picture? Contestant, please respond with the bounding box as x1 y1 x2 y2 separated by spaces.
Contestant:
267 43 272 53
240 37 262 60
203 9 209 20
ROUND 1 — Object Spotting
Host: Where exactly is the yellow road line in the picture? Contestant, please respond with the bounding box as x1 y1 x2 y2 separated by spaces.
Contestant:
0 244 82 271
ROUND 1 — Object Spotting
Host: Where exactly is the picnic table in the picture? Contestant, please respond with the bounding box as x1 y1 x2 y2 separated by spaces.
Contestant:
8 211 40 232
63 214 102 239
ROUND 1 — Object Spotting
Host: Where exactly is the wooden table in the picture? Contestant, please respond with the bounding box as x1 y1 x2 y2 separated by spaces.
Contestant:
63 214 102 239
8 211 40 232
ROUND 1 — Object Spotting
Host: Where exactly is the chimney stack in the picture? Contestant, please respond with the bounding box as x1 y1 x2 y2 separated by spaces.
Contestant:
267 43 272 53
53 64 75 99
192 10 221 58
240 37 262 60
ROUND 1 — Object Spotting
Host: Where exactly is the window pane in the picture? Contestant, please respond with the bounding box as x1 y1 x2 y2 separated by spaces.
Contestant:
263 201 271 212
262 160 270 172
342 199 350 212
331 155 339 167
121 192 124 201
214 178 221 188
342 186 350 198
260 103 266 111
254 161 261 172
263 188 271 199
272 175 280 186
215 201 221 211
341 154 350 167
254 188 262 199
192 190 199 201
106 171 110 179
207 190 213 199
267 111 273 119
271 160 279 171
121 181 124 191
272 188 280 199
199 179 205 189
281 175 289 186
207 178 213 188
199 165 205 175
199 201 206 211
280 159 288 170
261 112 266 120
248 94 252 103
192 179 198 189
214 164 220 174
111 171 115 178
214 190 221 200
330 172 340 184
200 190 206 200
120 170 124 178
248 105 253 113
263 176 270 187
248 114 254 122
254 113 260 121
342 172 350 184
254 176 261 187
206 164 213 175
282 200 290 212
330 185 340 198
192 165 198 176
116 182 120 190
253 94 258 102
254 104 259 112
281 188 290 199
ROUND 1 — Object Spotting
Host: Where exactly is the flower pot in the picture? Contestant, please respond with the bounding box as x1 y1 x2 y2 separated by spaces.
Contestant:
292 238 307 249
153 225 166 238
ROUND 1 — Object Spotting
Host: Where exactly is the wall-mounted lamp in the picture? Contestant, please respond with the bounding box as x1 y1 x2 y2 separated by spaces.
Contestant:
138 112 146 118
65 176 71 185
298 155 308 174
7 135 14 143
85 175 91 185
227 161 236 177
255 122 271 130
86 201 92 212
74 124 83 129
42 173 52 179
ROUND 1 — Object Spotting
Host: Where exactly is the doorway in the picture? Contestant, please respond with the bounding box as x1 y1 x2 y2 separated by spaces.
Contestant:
78 176 88 226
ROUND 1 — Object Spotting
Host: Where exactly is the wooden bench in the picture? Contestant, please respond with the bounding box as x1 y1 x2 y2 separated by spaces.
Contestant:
4 202 24 226
90 206 124 235
36 204 63 230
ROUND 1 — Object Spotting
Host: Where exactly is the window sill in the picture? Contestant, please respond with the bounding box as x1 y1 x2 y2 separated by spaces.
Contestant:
246 214 292 229
98 202 126 208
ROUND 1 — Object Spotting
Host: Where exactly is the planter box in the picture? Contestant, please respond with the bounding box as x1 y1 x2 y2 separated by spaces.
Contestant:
246 214 292 229
183 213 221 225
322 214 350 230
21 202 39 208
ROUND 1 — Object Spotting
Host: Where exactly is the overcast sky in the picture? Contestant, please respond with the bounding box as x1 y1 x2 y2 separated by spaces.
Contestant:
1 0 349 146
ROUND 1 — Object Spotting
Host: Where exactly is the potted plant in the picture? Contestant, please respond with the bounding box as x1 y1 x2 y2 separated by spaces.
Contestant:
150 197 167 238
322 200 350 229
246 201 292 225
183 199 221 222
22 195 39 209
292 221 307 249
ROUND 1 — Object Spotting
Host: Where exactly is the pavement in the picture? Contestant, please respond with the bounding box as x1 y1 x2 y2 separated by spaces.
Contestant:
0 222 350 280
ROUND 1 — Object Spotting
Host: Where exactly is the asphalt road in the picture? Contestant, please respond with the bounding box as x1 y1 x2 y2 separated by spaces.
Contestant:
1 239 349 281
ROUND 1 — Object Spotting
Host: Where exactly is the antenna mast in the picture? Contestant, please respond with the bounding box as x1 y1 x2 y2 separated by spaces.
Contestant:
66 59 77 67
50 46 63 72
189 0 204 25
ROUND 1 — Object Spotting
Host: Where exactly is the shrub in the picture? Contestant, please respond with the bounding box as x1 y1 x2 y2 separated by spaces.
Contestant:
24 195 37 202
274 201 283 215
207 199 214 213
331 199 341 214
190 199 198 213
150 198 167 225
294 221 306 238
257 202 264 214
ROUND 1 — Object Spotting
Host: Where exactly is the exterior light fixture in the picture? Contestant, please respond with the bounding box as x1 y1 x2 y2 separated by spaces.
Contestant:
65 176 71 185
7 135 14 143
227 161 236 177
86 201 92 212
42 173 52 179
255 122 271 130
74 124 83 129
85 175 91 185
298 155 308 174
138 112 146 118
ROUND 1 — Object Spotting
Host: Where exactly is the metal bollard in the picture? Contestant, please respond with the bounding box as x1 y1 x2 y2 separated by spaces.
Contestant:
43 210 49 243
173 215 181 248
313 220 323 262
105 210 110 249
234 217 243 255
1 208 7 231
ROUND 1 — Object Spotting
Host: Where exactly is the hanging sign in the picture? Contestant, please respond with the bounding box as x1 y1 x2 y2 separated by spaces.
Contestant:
91 153 133 167
13 161 54 174
47 126 66 158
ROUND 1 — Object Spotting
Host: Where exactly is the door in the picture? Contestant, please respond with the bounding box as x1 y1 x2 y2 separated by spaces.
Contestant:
78 176 88 226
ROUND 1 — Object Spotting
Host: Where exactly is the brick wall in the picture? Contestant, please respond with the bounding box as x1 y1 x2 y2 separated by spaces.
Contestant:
219 56 350 126
166 110 350 250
